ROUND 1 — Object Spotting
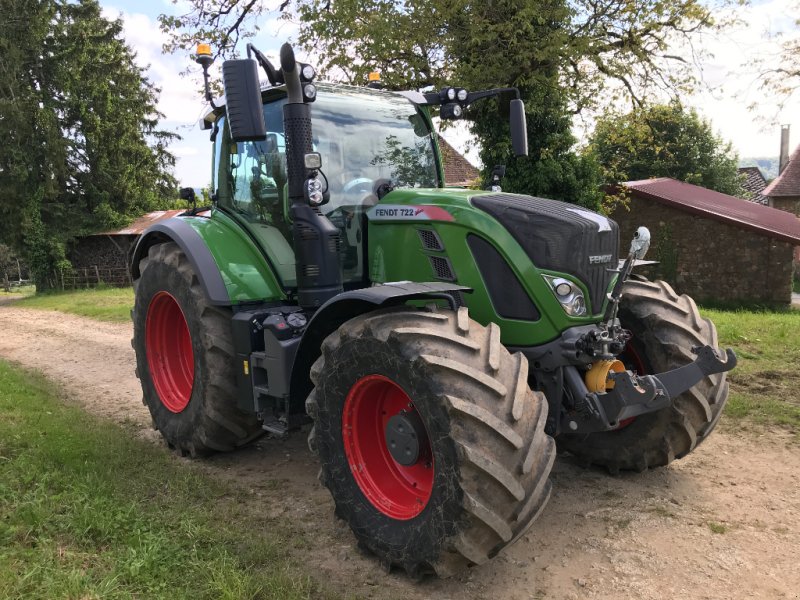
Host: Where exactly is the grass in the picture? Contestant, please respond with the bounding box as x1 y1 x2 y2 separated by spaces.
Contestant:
0 284 35 297
703 307 800 436
707 522 729 534
13 286 134 323
0 359 333 600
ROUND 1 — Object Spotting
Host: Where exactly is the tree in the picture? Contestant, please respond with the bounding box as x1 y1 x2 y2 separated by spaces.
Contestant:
752 0 800 114
587 101 743 196
0 0 176 288
157 0 725 208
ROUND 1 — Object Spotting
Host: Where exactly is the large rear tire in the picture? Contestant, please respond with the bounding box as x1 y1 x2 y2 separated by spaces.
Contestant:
132 242 262 456
558 279 729 473
307 306 555 577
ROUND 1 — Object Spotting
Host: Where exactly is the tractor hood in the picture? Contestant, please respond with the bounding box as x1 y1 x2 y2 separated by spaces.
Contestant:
470 193 619 314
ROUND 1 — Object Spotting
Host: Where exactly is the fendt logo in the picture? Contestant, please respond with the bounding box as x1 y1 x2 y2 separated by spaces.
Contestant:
588 254 613 264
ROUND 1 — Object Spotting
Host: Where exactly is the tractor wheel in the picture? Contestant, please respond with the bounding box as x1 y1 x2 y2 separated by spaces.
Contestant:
558 279 729 473
132 242 262 456
306 306 555 577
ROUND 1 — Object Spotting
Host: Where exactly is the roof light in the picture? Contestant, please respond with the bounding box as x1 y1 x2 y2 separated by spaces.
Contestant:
196 43 212 57
368 72 381 82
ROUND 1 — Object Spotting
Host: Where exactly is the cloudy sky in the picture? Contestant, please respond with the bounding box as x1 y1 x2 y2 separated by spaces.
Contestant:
103 0 800 187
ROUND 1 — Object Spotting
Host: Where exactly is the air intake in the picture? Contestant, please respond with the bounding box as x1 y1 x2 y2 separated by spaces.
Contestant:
418 229 444 252
429 255 455 281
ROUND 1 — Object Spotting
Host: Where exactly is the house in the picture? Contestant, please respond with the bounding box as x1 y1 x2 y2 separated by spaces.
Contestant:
68 210 185 286
764 144 800 216
611 178 800 305
738 166 769 205
438 136 480 187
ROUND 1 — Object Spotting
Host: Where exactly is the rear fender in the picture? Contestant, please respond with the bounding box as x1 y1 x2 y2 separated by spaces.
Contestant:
130 218 230 305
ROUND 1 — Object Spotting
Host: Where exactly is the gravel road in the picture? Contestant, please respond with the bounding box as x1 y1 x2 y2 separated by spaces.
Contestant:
1 304 798 599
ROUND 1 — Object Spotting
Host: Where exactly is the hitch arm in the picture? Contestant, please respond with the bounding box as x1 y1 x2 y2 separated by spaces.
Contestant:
563 345 736 433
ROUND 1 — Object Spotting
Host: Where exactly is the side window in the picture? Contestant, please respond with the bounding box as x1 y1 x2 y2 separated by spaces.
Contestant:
216 104 292 243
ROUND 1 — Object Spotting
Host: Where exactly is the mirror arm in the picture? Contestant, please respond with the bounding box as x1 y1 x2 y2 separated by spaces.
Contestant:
247 43 283 86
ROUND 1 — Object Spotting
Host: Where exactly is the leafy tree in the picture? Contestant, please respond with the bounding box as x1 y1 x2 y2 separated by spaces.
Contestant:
588 101 743 197
0 0 176 288
158 0 725 209
752 0 800 114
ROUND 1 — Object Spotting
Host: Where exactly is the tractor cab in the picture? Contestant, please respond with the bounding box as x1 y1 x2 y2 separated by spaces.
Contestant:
206 85 440 288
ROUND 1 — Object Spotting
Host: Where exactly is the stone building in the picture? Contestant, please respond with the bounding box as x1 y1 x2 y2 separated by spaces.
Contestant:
738 166 769 205
764 145 800 216
612 178 800 305
438 136 480 187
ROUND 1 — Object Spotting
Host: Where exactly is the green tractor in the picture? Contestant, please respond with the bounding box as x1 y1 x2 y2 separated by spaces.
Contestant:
131 43 735 577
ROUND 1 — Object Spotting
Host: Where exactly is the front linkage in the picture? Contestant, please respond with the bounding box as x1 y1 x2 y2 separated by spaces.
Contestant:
522 227 737 436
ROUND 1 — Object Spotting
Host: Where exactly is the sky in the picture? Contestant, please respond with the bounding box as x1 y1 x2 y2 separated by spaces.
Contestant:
103 0 800 187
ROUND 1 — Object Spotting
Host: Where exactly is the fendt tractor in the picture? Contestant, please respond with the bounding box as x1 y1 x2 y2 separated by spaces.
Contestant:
131 42 736 577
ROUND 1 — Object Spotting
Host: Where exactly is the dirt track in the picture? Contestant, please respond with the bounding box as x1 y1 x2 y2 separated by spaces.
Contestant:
1 303 799 599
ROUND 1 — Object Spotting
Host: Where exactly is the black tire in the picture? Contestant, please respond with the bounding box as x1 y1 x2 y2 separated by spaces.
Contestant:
306 306 555 577
558 279 729 473
132 242 262 456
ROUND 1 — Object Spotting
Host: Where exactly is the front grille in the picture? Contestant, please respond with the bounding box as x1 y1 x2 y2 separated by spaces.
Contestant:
429 255 456 281
471 193 619 314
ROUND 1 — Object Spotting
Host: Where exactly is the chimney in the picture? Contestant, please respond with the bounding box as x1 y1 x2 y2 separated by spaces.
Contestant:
779 124 790 175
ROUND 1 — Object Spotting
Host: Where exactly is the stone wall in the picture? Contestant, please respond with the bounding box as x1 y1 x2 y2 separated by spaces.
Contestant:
612 196 795 305
770 196 800 217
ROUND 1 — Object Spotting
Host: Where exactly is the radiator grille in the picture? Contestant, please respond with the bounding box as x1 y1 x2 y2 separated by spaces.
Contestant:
429 255 456 281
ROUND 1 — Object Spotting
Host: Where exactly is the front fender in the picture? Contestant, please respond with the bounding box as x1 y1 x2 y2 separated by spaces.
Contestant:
289 282 470 410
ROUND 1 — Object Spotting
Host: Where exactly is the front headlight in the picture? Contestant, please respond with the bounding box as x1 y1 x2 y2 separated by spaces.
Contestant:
543 275 587 317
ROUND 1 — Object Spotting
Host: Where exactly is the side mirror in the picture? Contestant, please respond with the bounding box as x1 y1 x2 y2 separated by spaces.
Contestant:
222 59 267 142
510 99 528 157
179 187 196 202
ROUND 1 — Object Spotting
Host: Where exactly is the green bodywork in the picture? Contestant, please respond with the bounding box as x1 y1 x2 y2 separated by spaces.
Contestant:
367 188 607 346
180 210 286 304
175 85 614 348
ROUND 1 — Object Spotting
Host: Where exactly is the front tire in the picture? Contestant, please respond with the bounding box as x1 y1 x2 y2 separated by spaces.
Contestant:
558 279 729 473
307 306 555 577
132 242 262 456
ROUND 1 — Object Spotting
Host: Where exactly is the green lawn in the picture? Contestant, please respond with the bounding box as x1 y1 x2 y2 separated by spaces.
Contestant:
0 360 333 600
14 287 134 323
704 307 800 436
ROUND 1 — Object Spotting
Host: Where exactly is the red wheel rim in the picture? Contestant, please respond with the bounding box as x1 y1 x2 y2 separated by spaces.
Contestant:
616 341 648 429
342 375 434 520
145 291 194 413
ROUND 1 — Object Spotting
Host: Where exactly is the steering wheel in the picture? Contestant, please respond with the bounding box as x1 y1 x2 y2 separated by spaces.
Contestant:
342 177 374 195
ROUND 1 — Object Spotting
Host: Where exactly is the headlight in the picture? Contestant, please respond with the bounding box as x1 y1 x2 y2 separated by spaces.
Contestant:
543 275 587 317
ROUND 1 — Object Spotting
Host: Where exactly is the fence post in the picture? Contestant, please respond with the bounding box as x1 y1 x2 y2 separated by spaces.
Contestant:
94 265 101 285
59 269 65 290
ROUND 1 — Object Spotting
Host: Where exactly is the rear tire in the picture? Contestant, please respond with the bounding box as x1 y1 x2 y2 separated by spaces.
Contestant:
558 279 729 473
132 242 262 456
307 306 555 577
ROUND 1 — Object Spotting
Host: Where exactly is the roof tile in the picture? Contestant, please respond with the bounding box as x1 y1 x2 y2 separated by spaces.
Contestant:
764 145 800 197
623 177 800 245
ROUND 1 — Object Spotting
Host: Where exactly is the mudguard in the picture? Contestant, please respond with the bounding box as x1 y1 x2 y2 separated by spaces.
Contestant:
288 282 471 410
130 213 286 306
130 217 230 305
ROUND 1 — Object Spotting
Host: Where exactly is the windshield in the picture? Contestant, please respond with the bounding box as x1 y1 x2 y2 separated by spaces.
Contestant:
214 87 438 287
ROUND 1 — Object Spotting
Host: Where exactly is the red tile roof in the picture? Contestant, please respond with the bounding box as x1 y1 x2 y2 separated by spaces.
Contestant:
764 145 800 197
96 210 187 236
438 135 480 186
623 177 800 245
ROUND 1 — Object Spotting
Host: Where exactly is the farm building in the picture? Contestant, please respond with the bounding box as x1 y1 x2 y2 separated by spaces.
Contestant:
67 210 184 287
438 136 480 187
738 166 769 205
765 143 800 216
611 178 800 305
